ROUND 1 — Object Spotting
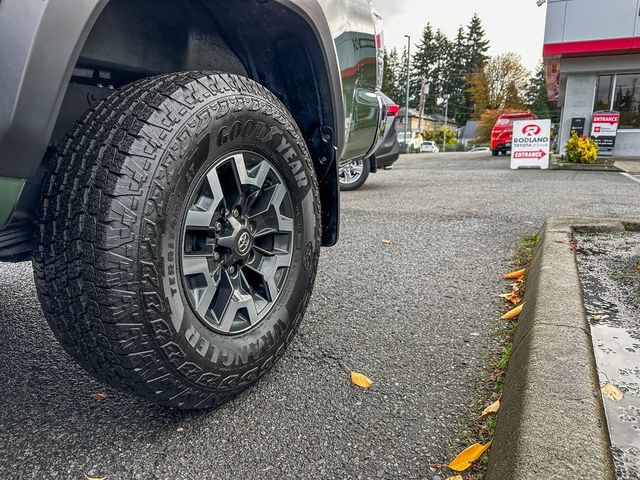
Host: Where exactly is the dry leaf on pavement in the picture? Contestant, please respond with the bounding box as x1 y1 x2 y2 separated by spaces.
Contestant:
351 372 373 389
602 382 623 401
481 398 501 417
501 304 524 320
445 476 464 480
382 239 392 246
448 441 492 472
83 473 106 480
504 268 526 280
92 392 108 401
499 292 521 305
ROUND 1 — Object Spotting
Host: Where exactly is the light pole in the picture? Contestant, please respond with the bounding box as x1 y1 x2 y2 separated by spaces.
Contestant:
442 94 450 153
404 35 411 153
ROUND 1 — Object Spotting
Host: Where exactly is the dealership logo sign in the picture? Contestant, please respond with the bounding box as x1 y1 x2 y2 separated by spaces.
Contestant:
522 124 542 136
511 119 551 170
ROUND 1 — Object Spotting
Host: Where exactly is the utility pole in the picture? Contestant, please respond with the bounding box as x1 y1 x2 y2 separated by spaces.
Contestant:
417 78 429 131
404 35 411 153
442 94 450 153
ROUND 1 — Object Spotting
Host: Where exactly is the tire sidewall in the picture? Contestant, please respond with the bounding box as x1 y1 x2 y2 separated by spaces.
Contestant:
142 92 319 393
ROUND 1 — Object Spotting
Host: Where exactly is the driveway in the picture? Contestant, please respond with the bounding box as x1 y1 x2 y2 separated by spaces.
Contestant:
1 153 639 480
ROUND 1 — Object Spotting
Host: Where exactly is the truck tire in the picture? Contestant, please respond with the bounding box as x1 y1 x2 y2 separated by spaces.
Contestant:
491 150 499 157
33 72 321 409
339 157 370 191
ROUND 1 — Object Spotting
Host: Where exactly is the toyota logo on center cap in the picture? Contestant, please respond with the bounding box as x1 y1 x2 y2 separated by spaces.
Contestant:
237 231 251 255
522 124 541 136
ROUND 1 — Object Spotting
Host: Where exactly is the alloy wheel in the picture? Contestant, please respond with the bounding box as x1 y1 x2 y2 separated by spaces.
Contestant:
181 152 294 335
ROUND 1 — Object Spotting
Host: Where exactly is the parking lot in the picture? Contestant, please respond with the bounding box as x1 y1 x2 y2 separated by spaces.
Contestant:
2 152 640 480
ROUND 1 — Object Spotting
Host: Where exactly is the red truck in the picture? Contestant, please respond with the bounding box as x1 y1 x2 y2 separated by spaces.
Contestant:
491 112 537 156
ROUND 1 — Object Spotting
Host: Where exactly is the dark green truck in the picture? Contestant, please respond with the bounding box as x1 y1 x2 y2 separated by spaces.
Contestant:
0 0 384 409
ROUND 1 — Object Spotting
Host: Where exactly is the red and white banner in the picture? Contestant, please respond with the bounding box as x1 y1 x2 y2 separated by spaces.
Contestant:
511 120 551 170
591 111 620 155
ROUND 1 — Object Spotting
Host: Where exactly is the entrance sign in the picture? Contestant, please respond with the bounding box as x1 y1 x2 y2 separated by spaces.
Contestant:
591 111 619 156
511 119 551 170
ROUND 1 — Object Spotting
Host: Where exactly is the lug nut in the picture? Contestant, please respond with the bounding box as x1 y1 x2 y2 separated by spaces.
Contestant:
232 208 241 218
228 266 236 275
213 252 221 261
214 221 223 232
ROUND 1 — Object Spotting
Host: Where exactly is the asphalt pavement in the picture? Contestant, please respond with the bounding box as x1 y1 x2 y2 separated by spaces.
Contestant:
2 152 640 480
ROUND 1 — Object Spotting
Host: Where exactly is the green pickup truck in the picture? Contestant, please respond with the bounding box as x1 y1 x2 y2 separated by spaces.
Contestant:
0 0 384 409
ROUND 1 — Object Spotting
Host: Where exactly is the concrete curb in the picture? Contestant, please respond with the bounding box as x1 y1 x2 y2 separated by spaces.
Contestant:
549 163 622 172
485 218 639 480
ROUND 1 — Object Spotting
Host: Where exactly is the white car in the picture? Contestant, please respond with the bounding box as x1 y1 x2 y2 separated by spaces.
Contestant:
398 131 424 153
421 141 440 153
469 146 491 153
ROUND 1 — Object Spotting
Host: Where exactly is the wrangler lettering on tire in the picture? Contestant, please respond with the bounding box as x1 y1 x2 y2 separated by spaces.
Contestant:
34 72 321 409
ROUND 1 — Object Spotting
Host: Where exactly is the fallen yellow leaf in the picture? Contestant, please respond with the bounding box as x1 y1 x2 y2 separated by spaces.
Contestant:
449 441 492 472
504 268 526 280
351 371 373 389
499 292 521 305
446 476 464 480
481 398 500 417
83 473 106 480
501 304 524 320
602 382 623 401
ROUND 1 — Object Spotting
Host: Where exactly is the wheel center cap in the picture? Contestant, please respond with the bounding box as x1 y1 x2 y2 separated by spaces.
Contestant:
236 230 252 256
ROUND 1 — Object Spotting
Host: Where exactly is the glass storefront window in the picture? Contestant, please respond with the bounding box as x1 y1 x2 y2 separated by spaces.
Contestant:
594 75 613 111
594 73 640 129
613 74 640 129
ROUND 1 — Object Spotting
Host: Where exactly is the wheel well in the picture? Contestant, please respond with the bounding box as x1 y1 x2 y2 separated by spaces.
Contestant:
54 0 339 246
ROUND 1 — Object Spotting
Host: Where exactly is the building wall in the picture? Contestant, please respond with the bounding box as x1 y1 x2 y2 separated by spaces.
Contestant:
545 0 640 156
559 73 596 154
558 55 640 156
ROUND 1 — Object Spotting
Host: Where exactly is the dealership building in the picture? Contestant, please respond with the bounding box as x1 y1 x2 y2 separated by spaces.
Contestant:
544 0 640 156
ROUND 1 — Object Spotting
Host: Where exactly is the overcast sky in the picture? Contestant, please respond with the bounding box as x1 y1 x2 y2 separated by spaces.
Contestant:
373 0 547 73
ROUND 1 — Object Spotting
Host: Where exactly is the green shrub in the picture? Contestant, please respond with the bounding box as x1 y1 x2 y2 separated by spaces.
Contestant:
565 133 598 164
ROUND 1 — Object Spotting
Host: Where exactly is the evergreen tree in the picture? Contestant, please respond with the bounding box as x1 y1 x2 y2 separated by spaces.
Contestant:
411 24 437 110
466 13 490 72
447 26 470 124
526 61 561 122
462 13 490 120
382 48 404 104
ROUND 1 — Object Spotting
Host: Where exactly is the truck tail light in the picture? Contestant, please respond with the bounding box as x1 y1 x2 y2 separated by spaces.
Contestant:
387 104 400 117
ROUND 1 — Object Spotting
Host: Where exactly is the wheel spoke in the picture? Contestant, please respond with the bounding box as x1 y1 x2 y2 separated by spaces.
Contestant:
182 257 221 318
217 271 260 333
250 184 293 235
182 256 211 277
185 168 224 229
246 249 291 302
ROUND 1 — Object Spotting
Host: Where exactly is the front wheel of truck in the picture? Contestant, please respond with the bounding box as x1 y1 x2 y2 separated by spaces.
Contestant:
33 72 321 409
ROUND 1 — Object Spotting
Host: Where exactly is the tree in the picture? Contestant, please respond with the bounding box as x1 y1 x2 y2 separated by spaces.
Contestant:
382 48 403 103
468 53 530 117
447 26 470 125
422 126 458 147
465 13 490 72
526 61 561 122
460 13 490 123
411 24 438 110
